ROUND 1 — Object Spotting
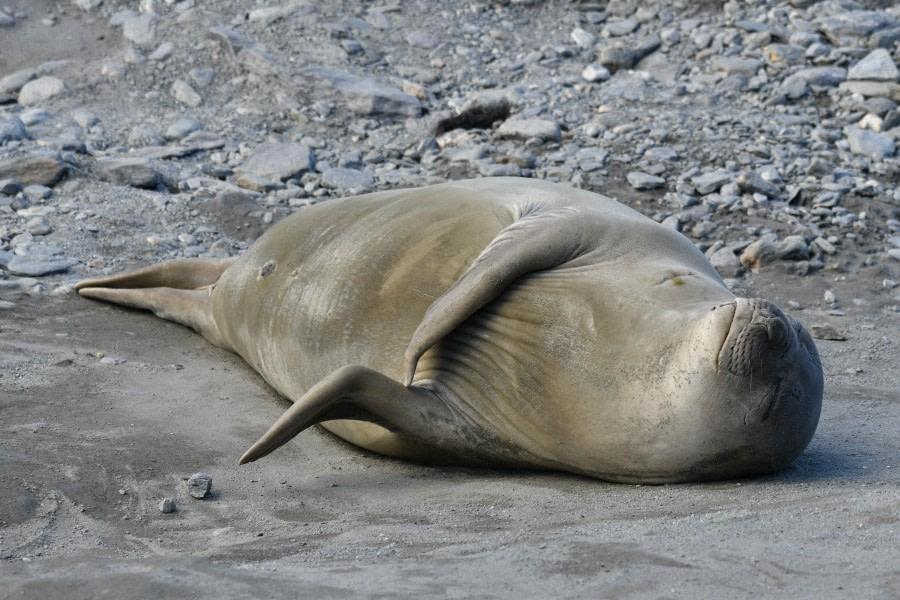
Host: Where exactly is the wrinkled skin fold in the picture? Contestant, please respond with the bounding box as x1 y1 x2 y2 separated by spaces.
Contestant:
76 178 824 483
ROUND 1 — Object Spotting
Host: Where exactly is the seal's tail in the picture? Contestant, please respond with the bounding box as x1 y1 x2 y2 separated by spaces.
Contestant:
75 258 236 349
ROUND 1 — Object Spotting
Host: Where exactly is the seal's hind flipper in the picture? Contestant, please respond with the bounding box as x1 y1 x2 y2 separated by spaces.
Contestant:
239 366 456 465
404 207 603 385
75 257 235 291
76 258 236 348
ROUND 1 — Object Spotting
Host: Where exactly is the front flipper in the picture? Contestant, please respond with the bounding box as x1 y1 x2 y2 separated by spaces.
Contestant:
404 206 600 385
239 365 458 464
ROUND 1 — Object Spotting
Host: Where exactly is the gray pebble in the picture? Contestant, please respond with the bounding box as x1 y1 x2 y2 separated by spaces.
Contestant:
148 42 173 61
846 127 895 160
0 116 27 144
811 323 846 341
626 171 665 191
123 13 157 47
26 216 52 236
848 49 898 82
320 167 376 194
159 498 176 513
7 256 68 277
496 118 561 143
166 118 203 141
691 171 731 195
172 80 202 108
18 77 65 106
127 125 165 147
188 472 212 499
235 143 315 182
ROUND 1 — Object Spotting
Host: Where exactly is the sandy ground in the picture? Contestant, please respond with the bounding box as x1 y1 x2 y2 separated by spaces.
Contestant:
1 268 898 599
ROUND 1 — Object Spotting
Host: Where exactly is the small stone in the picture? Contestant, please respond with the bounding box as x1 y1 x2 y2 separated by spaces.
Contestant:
582 64 611 82
72 109 99 129
7 257 68 277
0 179 23 195
95 157 159 189
605 18 639 37
300 66 421 118
626 171 665 190
763 44 806 68
811 323 846 341
122 13 157 46
236 173 282 193
597 44 636 72
793 67 847 88
709 247 742 278
406 31 438 49
0 155 67 187
165 118 202 141
737 172 779 198
846 127 896 160
847 49 899 82
148 42 173 61
571 27 596 50
320 167 376 194
709 56 762 77
188 472 212 499
100 356 126 365
18 77 65 106
740 237 779 271
26 216 52 236
235 143 315 182
812 237 836 256
0 69 36 95
0 116 27 144
838 81 900 101
778 236 810 260
691 171 731 195
127 124 165 147
496 118 561 142
159 498 176 513
172 80 202 107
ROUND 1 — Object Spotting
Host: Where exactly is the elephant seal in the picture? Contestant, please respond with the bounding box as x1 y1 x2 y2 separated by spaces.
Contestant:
76 177 823 483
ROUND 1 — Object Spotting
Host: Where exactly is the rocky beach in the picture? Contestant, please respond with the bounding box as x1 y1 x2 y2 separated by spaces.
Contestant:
1 0 898 597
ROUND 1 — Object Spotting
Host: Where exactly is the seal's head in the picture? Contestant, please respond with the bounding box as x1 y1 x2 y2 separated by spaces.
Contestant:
636 296 824 483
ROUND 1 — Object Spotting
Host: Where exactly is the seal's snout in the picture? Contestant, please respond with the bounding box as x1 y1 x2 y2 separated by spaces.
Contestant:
721 298 796 376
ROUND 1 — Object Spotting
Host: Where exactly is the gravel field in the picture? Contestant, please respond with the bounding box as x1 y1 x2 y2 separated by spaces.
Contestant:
1 0 898 598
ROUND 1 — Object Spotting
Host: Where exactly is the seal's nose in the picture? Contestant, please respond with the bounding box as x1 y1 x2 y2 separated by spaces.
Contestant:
766 315 792 352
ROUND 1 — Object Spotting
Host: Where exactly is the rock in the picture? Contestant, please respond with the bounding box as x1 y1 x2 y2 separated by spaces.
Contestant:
148 42 173 62
740 236 779 271
626 171 665 190
846 127 896 160
0 179 23 195
605 18 639 37
166 118 203 141
816 11 897 47
122 13 157 46
812 237 837 256
236 173 282 193
407 30 438 49
793 67 847 87
172 80 202 107
100 357 126 366
0 69 36 96
7 257 68 277
0 155 67 187
778 236 810 260
127 124 165 147
300 67 421 118
26 216 51 237
206 27 286 81
74 0 104 10
763 44 806 68
0 116 27 145
18 77 65 106
838 81 900 100
496 118 561 142
320 167 375 194
188 473 212 499
571 28 595 50
95 157 159 189
597 44 636 72
434 100 511 135
582 64 611 83
24 184 52 200
811 323 846 341
235 143 315 182
848 49 899 82
709 247 742 278
159 498 176 514
72 109 99 129
709 56 762 77
691 171 732 195
737 172 779 198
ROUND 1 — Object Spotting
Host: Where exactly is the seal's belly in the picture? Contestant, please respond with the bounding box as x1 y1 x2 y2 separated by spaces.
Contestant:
212 191 514 403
